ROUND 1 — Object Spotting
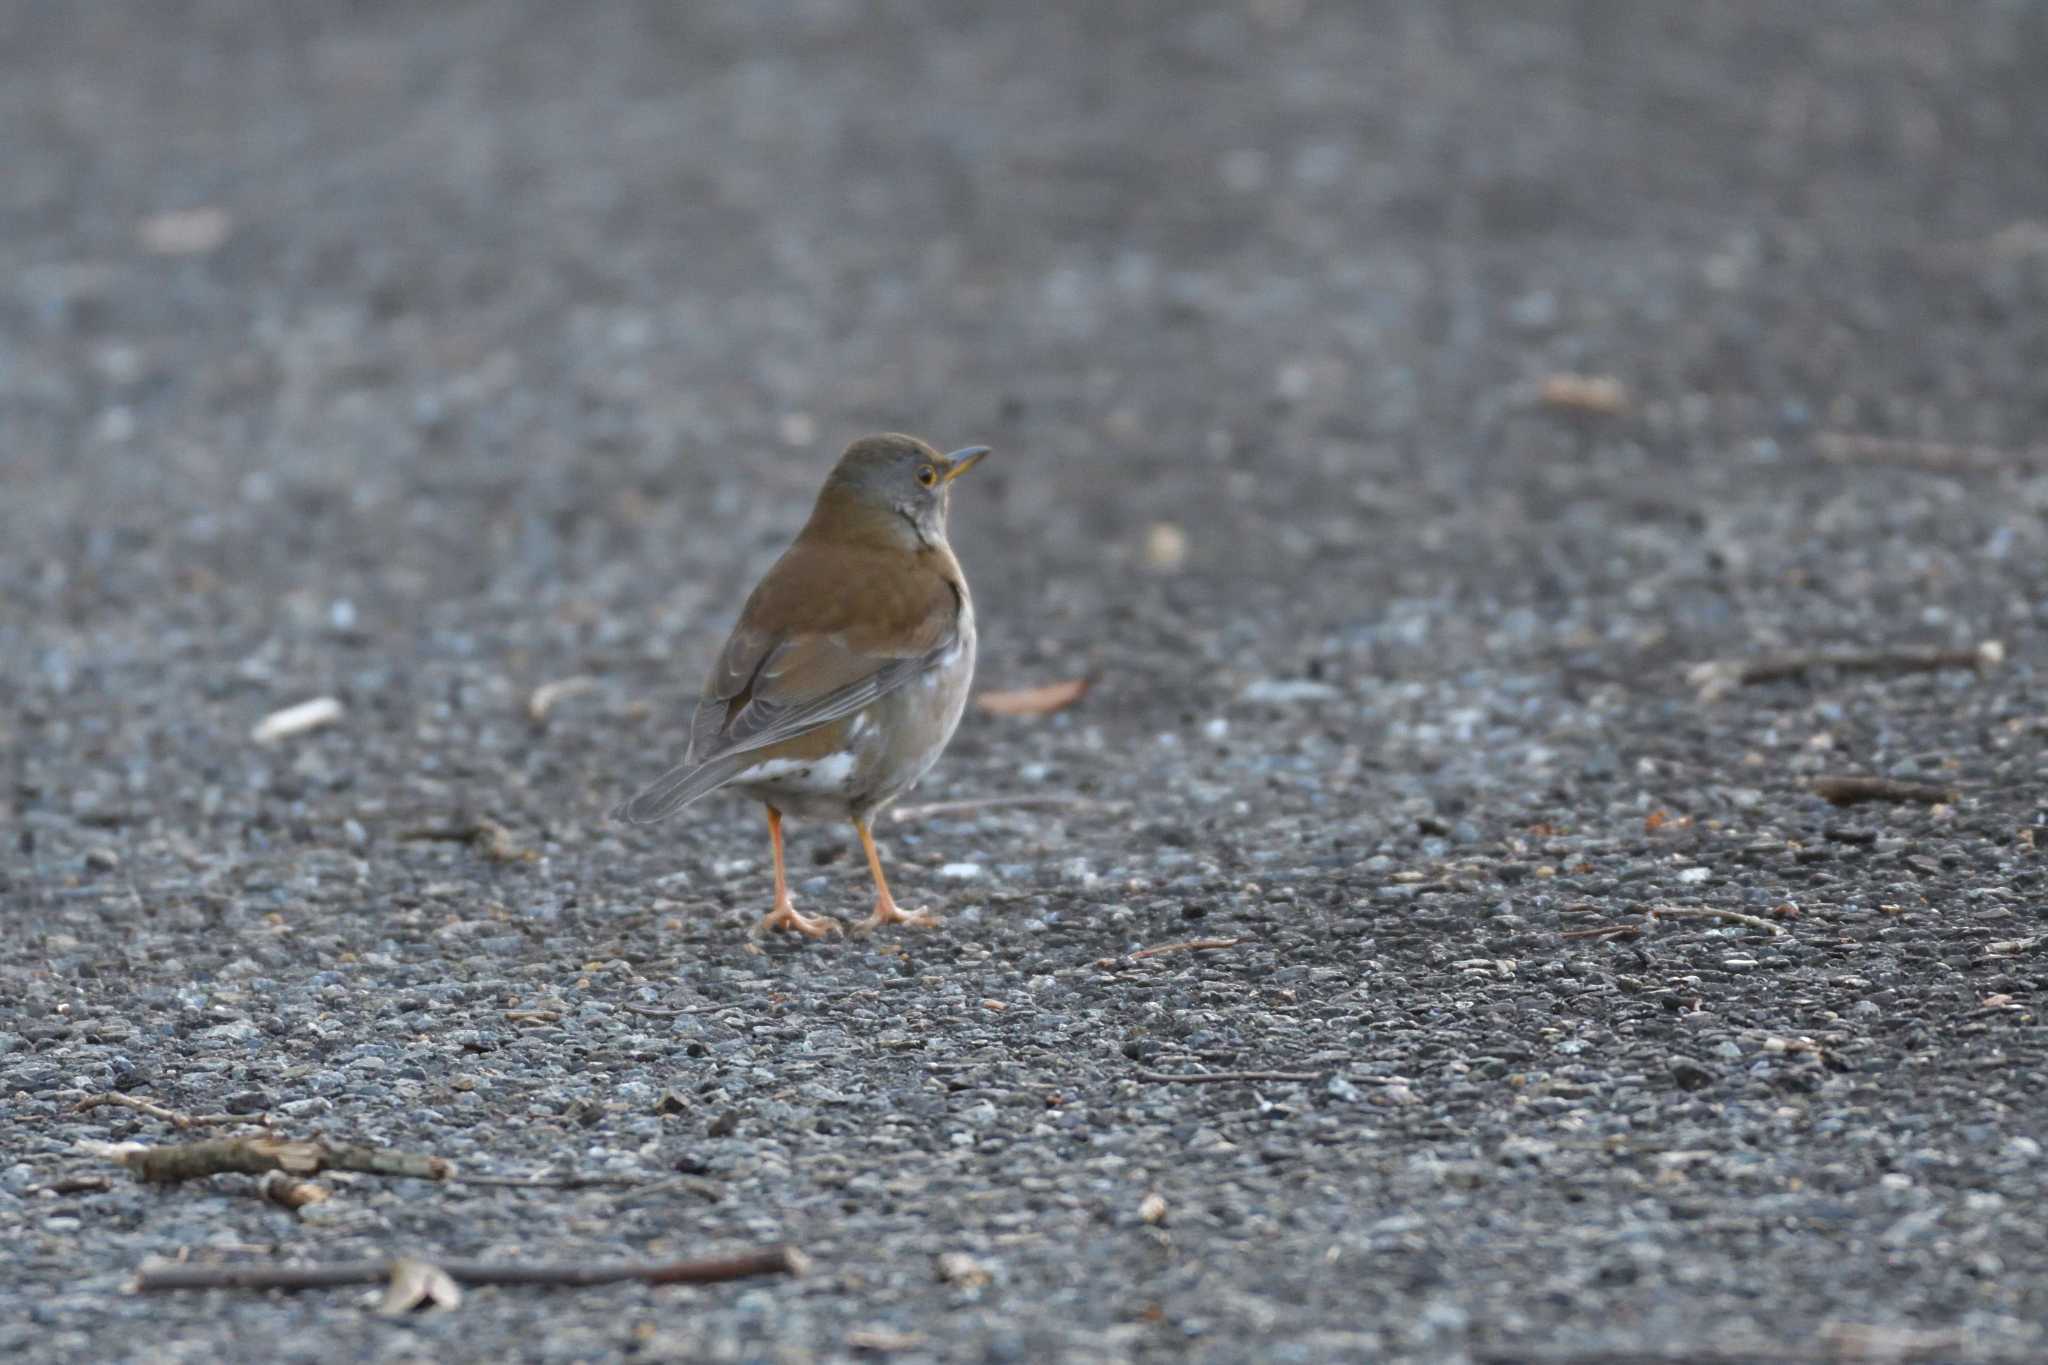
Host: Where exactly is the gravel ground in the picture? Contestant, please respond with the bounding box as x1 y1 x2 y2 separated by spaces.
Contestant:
5 3 2048 1361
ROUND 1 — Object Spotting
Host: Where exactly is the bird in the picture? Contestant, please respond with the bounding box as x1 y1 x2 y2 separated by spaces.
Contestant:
615 433 989 939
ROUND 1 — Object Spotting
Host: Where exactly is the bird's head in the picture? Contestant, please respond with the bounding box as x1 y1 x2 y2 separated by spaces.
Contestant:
810 433 990 547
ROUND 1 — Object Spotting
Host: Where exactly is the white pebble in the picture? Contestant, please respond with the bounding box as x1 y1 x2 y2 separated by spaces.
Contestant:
1242 678 1340 704
251 696 344 744
1142 522 1188 571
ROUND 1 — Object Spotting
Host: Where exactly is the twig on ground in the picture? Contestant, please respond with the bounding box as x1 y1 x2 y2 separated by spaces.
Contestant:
452 1171 654 1189
1811 775 1957 808
1134 1069 1323 1085
1687 641 2002 701
1647 905 1785 934
1815 1320 1967 1361
889 793 1101 822
75 1094 260 1130
116 1137 453 1184
133 1245 809 1293
615 1174 727 1203
1560 924 1644 941
1130 937 1244 959
1099 937 1246 967
398 815 535 863
1815 429 2040 476
617 1001 729 1019
28 1174 115 1196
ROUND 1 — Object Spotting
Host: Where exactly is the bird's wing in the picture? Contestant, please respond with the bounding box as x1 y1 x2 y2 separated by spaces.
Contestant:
613 542 961 823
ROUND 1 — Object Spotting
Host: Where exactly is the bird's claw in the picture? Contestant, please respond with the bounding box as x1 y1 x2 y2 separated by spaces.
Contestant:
750 904 843 940
853 902 943 935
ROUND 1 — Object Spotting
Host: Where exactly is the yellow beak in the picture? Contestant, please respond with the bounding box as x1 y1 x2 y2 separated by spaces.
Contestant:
941 446 990 483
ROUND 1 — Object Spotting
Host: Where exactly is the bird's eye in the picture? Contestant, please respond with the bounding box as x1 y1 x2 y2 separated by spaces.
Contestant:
916 465 939 488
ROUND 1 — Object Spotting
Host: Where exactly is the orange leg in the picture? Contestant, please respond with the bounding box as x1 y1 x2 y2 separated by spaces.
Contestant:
852 818 940 933
749 805 840 940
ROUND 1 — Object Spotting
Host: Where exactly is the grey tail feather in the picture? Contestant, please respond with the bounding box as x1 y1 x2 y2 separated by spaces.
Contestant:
611 756 745 824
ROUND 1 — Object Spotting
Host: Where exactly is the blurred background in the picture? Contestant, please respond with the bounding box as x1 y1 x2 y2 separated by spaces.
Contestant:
5 0 2045 869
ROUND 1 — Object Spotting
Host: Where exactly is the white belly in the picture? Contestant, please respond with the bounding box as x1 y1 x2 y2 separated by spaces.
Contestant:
867 617 976 803
730 607 976 821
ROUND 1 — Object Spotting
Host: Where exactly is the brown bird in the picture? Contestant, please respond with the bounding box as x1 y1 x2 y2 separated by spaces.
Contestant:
616 434 989 939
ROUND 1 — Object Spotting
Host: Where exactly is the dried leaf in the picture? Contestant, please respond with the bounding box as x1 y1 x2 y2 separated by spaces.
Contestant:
379 1258 461 1315
975 678 1090 717
258 1171 330 1211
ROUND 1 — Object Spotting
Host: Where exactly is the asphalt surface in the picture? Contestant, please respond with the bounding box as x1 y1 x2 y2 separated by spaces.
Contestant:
5 3 2048 1362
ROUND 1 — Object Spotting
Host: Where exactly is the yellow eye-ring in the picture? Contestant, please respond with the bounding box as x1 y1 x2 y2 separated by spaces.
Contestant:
916 465 939 488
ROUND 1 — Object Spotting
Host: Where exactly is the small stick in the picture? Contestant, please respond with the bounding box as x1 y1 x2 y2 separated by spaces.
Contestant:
133 1245 808 1293
1129 937 1244 959
1560 924 1643 941
75 1094 257 1130
1687 641 2001 701
452 1172 653 1189
399 816 534 863
889 793 1100 823
1647 906 1784 933
1817 1321 1968 1361
119 1137 452 1184
617 1002 728 1019
1815 430 2039 476
1810 775 1956 807
1133 1069 1323 1085
400 824 480 842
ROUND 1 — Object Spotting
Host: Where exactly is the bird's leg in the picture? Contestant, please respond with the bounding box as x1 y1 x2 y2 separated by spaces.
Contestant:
852 818 941 932
750 805 840 940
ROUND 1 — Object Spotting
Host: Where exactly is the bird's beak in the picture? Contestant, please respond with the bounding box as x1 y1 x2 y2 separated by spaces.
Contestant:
941 446 990 483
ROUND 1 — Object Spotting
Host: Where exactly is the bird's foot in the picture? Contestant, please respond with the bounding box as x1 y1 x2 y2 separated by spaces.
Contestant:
750 901 843 941
853 897 942 935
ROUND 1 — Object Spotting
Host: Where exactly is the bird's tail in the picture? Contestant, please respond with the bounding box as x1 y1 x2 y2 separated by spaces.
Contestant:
610 755 746 824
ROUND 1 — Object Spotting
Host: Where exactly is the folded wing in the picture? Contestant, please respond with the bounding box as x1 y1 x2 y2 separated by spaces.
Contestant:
614 542 961 823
